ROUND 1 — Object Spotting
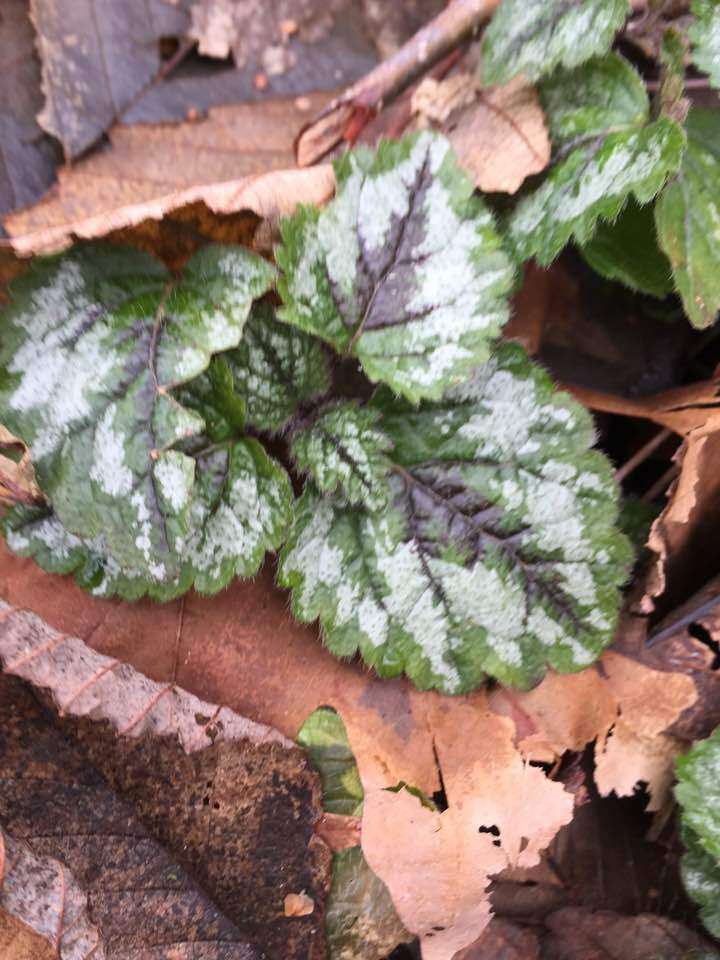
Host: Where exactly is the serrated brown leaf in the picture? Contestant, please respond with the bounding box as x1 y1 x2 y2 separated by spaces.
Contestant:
0 601 331 959
0 0 57 218
412 72 550 194
0 548 704 960
3 94 334 258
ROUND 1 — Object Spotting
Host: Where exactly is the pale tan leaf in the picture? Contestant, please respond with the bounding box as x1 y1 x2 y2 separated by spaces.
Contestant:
3 94 335 257
283 892 315 917
594 721 681 812
0 425 42 508
361 698 575 960
412 72 550 194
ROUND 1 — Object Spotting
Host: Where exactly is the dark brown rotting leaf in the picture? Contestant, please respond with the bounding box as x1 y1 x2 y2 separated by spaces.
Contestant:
1 825 104 959
0 601 331 959
30 0 191 158
0 676 258 959
0 0 58 218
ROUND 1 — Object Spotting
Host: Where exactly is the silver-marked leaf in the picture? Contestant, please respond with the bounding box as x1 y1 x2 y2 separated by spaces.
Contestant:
2 437 293 600
0 243 279 595
676 728 720 864
680 826 720 939
277 132 515 403
291 402 393 511
481 0 627 86
279 342 632 694
508 54 686 265
689 0 720 88
656 109 720 329
579 198 673 297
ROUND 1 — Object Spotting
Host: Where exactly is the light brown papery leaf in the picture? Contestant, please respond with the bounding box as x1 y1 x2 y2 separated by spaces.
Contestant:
0 425 42 508
284 892 315 917
3 93 334 257
594 721 680 813
0 828 104 960
411 72 550 193
0 600 330 959
361 699 575 960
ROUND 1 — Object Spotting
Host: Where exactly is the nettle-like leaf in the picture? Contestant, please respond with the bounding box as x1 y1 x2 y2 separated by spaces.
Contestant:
177 302 331 436
689 0 720 89
481 0 627 86
656 109 720 329
279 342 631 694
579 198 673 298
0 243 293 599
676 727 720 938
276 131 515 404
508 54 686 265
291 402 393 510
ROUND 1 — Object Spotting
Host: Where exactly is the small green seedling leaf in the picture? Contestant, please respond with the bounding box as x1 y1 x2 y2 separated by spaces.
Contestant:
0 243 293 598
689 0 720 88
481 0 627 86
676 727 720 938
508 54 686 265
579 198 673 298
656 109 720 329
279 342 631 694
277 131 515 403
291 402 393 510
297 707 364 817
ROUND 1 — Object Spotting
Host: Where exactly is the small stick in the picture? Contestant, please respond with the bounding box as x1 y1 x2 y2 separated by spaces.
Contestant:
640 463 678 503
295 0 502 166
614 427 673 483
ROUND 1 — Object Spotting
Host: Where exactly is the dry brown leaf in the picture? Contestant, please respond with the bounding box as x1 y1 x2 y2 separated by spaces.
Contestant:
0 425 42 508
412 72 550 194
0 549 704 960
0 600 331 958
594 721 680 812
3 93 335 257
284 892 315 917
361 699 575 959
0 827 103 959
455 919 541 959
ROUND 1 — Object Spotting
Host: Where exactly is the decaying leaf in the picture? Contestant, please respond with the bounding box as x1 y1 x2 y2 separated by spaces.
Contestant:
0 0 57 218
31 0 190 158
0 425 42 508
411 72 550 194
3 94 335 257
0 600 331 958
361 698 575 959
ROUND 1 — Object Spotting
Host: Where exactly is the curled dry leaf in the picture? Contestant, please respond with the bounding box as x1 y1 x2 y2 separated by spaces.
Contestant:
284 892 315 917
0 425 42 508
0 548 705 959
3 93 334 257
0 827 102 960
411 72 550 193
0 600 331 959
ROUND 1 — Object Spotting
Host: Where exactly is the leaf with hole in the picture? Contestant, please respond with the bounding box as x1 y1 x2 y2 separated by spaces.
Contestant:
508 54 686 265
279 342 632 694
276 131 515 404
481 0 627 86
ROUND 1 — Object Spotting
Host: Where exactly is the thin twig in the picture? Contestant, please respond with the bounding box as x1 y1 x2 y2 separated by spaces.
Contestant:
295 0 501 165
614 427 673 483
640 463 679 503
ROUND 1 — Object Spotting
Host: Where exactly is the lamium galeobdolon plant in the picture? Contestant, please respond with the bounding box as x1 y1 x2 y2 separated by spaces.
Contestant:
5 0 720 697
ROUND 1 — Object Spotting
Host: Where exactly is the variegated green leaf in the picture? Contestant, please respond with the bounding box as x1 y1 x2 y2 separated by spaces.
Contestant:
656 109 720 329
279 342 631 694
276 132 515 404
579 198 673 297
291 402 393 510
508 54 686 265
0 243 291 597
677 727 720 938
2 437 292 600
297 706 364 817
481 0 627 86
690 0 720 88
